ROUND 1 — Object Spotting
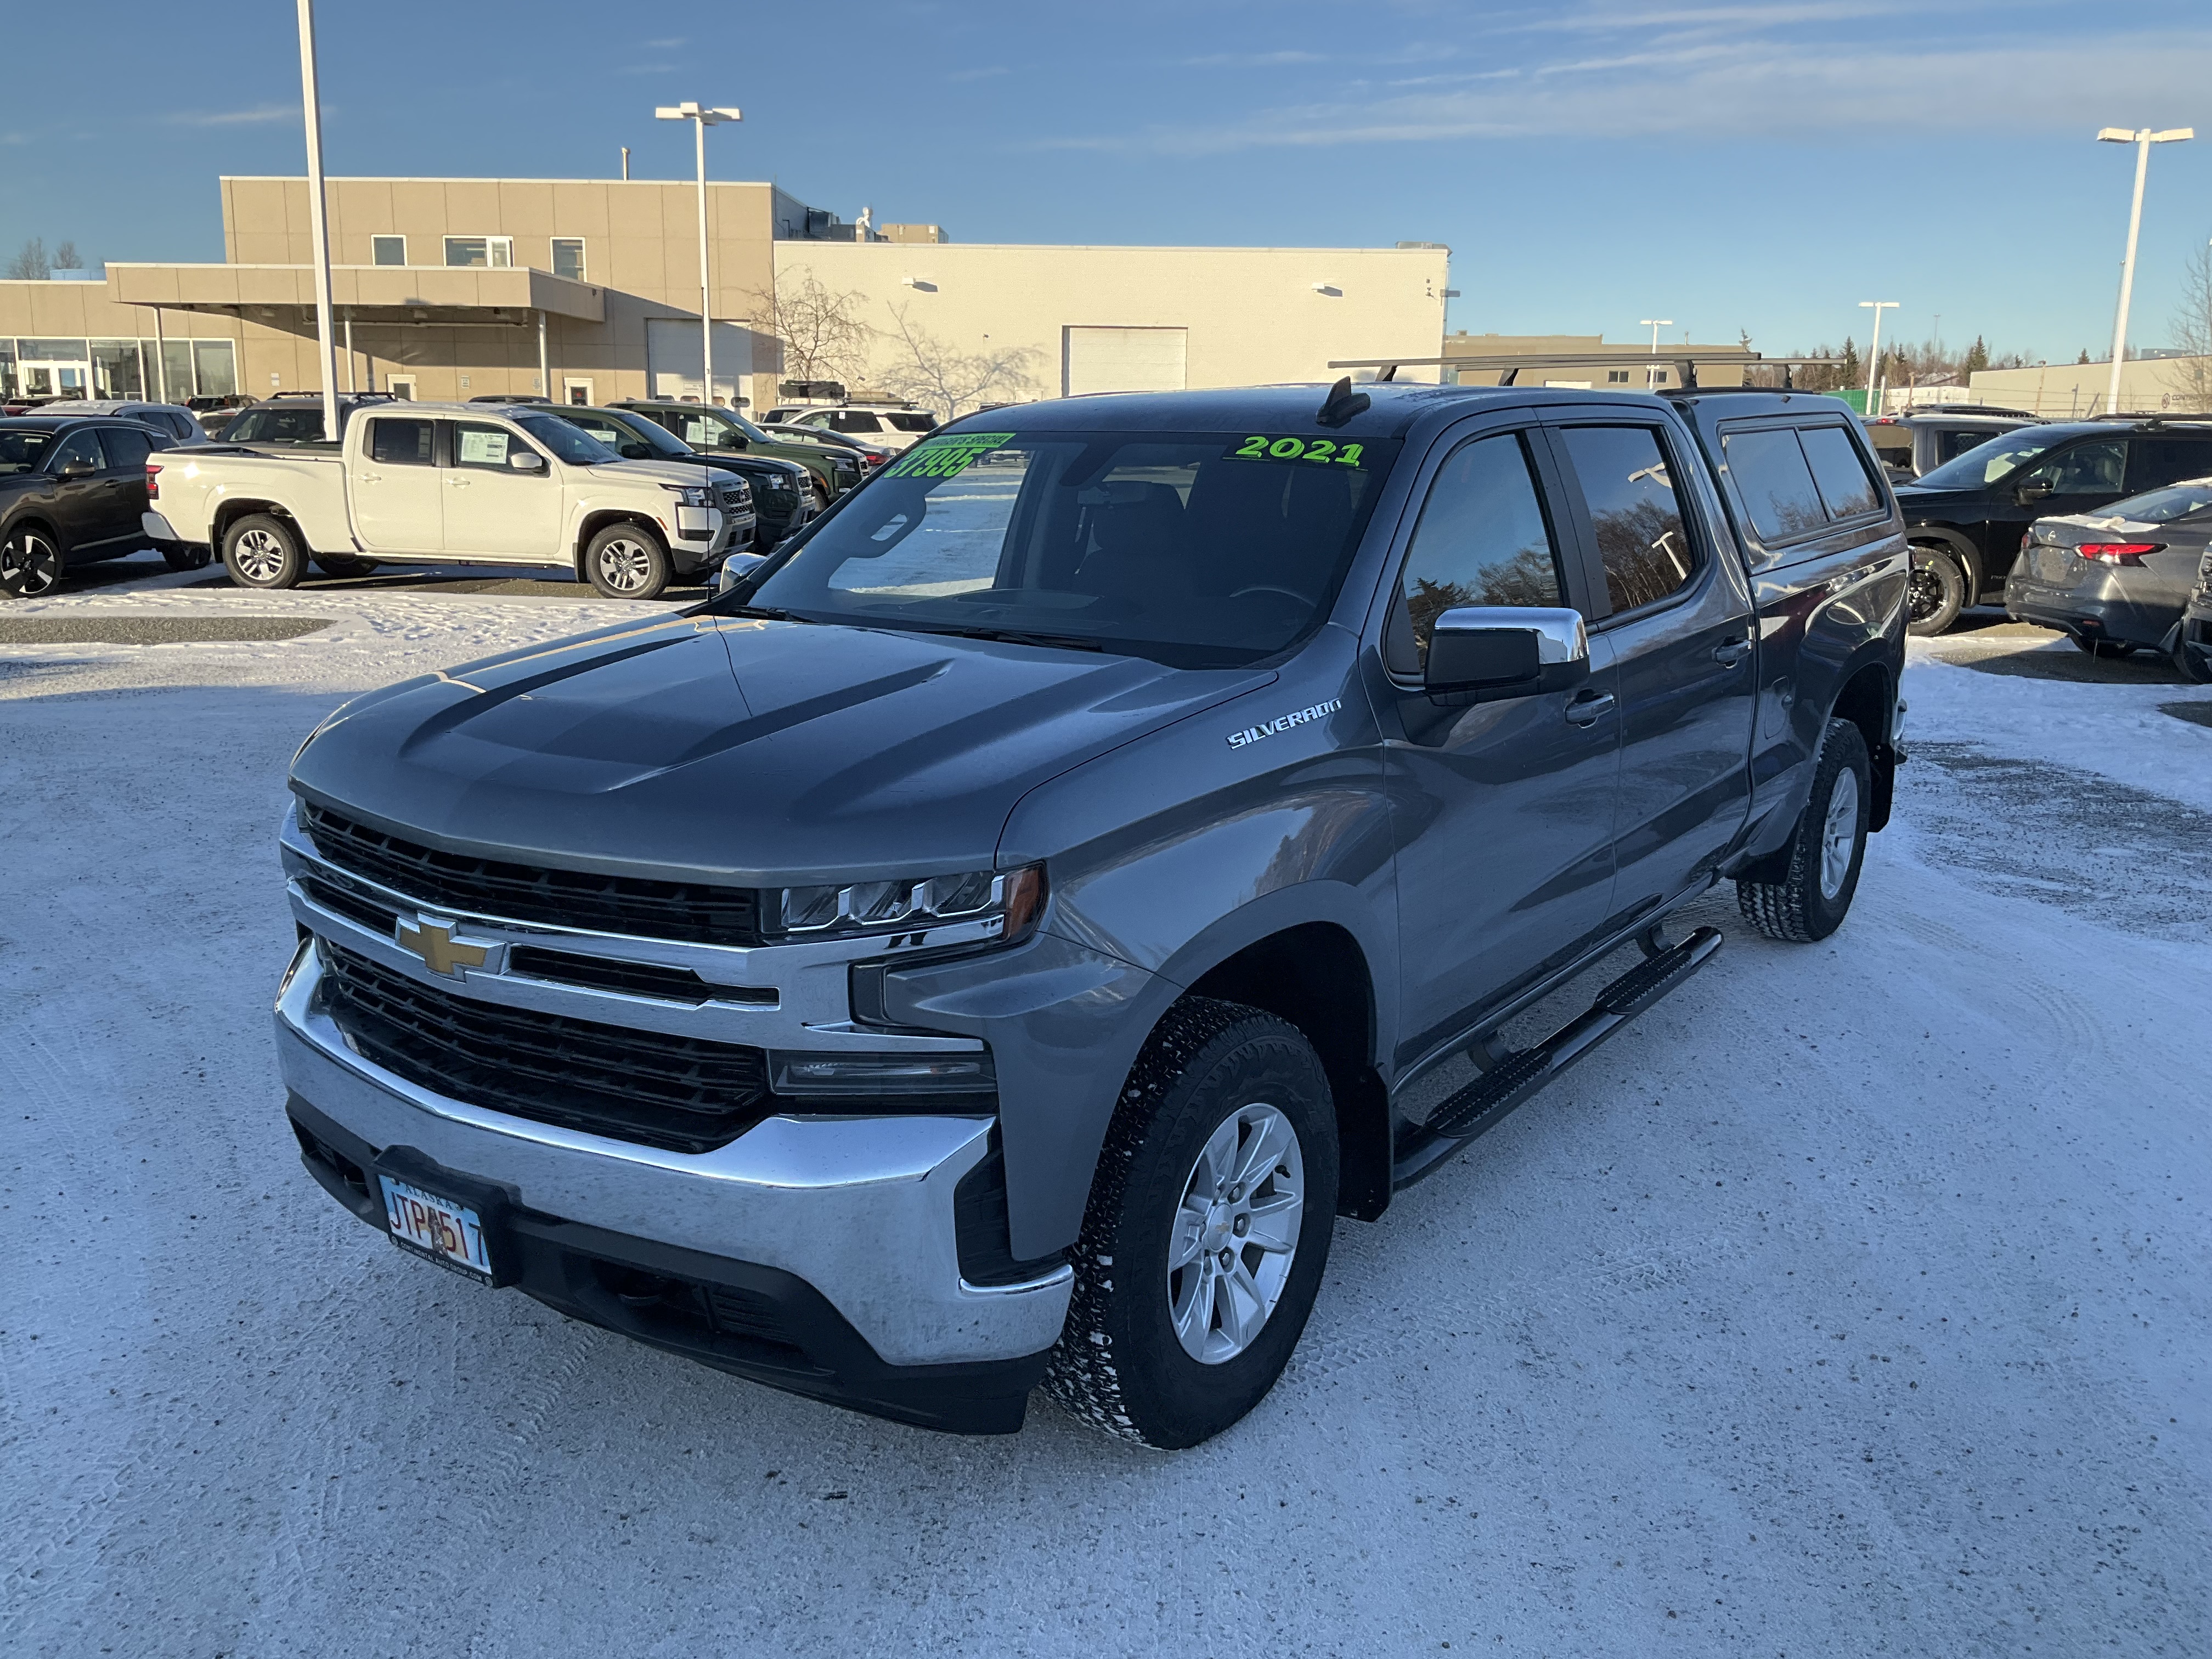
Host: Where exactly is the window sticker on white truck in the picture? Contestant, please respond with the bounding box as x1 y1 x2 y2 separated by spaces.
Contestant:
457 427 511 466
1226 699 1342 748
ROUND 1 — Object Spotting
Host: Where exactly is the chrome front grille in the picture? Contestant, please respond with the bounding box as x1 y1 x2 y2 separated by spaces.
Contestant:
300 801 764 947
318 941 771 1153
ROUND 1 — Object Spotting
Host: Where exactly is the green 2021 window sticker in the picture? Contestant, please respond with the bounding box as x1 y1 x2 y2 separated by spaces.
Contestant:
882 432 1019 479
1226 435 1369 467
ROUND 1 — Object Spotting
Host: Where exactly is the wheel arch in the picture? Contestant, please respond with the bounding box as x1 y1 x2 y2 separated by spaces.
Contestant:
212 498 305 552
1908 524 1981 595
1830 659 1896 832
573 508 668 577
1183 921 1392 1223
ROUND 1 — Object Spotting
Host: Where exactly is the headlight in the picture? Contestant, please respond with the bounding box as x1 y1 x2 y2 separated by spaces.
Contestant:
664 483 712 508
770 864 1046 944
769 1051 995 1097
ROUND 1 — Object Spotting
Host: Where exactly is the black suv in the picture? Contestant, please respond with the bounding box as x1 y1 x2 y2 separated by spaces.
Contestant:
1894 417 2212 634
0 416 182 596
549 405 816 548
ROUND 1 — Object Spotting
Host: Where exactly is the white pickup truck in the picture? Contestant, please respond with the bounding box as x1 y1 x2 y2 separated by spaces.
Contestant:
147 401 755 600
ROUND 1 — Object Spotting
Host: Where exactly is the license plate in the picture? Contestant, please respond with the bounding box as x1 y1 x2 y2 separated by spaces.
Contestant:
379 1174 493 1280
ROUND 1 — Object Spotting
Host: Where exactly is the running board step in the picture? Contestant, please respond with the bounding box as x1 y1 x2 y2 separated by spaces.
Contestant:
1393 924 1724 1189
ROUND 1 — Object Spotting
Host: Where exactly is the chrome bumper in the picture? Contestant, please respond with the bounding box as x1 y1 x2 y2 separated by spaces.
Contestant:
274 940 1072 1366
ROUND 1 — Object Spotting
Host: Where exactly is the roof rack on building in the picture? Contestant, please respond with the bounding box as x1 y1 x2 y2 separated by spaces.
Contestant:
1328 349 1844 392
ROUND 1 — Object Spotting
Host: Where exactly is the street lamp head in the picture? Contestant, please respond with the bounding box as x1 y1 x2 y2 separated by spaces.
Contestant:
656 102 741 124
2152 127 2194 143
1639 318 1672 327
2097 127 2138 143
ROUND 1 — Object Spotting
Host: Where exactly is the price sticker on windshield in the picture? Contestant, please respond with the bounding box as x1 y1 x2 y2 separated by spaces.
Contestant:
1226 435 1369 467
883 432 1018 479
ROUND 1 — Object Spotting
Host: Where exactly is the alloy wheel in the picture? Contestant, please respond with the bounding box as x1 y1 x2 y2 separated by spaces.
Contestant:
594 537 654 594
232 526 287 584
0 529 61 598
1820 766 1861 901
1906 562 1946 624
1166 1102 1305 1365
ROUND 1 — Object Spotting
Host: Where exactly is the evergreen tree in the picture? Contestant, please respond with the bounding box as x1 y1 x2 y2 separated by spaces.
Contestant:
1965 335 1989 376
1839 336 1861 386
2078 348 2092 365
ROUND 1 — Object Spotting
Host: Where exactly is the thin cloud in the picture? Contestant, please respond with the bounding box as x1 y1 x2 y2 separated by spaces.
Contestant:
1180 50 1329 67
164 104 298 127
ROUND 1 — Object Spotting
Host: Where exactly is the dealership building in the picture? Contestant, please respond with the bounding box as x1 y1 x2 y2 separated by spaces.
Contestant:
0 174 1451 414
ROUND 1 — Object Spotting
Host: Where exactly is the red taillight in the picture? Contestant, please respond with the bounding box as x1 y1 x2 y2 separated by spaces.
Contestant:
145 462 161 500
2075 541 2161 564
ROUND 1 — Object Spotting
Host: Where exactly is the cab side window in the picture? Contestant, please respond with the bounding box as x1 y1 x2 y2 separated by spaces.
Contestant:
2025 440 2126 494
453 422 526 470
1721 426 1826 545
367 417 435 466
1555 425 1698 613
1798 425 1881 520
1385 431 1565 676
48 430 104 473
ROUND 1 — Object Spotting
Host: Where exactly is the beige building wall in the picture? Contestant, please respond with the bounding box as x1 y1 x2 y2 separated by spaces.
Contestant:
1443 331 1748 390
1966 357 2212 419
774 241 1452 405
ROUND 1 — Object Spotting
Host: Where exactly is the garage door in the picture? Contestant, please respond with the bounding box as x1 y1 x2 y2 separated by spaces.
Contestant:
647 318 757 405
1062 326 1187 397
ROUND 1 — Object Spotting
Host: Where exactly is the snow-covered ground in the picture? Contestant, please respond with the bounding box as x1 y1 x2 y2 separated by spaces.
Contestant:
3 569 2207 1656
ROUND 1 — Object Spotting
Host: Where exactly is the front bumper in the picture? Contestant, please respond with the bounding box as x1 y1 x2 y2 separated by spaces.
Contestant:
274 939 1071 1431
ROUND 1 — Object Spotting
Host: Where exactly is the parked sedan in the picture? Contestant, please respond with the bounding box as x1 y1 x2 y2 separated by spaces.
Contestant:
2176 546 2212 682
0 416 181 597
2005 476 2212 658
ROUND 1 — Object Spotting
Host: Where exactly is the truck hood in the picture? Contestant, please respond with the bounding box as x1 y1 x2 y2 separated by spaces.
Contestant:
291 615 1273 885
584 459 718 488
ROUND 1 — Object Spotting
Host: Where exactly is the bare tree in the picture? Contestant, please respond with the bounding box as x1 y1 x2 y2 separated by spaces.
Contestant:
873 303 1040 420
2167 237 2212 413
53 240 79 272
754 270 873 393
5 238 49 280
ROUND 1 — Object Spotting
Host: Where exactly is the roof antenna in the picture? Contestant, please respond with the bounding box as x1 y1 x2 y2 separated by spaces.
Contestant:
1316 375 1370 428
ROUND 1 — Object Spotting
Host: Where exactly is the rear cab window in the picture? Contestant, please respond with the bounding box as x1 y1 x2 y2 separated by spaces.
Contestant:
1554 424 1700 613
1719 420 1890 566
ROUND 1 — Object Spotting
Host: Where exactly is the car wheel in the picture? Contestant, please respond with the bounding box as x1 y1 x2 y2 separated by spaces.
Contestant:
160 543 212 572
1042 997 1338 1450
312 553 379 579
1736 717 1871 944
584 523 670 601
222 514 307 590
1905 546 1967 636
0 524 65 599
2070 634 2136 658
2176 629 2212 684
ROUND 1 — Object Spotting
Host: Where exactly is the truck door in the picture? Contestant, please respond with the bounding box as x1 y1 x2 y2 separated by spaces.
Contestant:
93 424 154 550
443 421 565 558
1378 423 1621 1063
1548 419 1756 929
350 414 442 554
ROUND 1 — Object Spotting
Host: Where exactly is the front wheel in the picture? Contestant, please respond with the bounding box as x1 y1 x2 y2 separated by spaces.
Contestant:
1042 998 1338 1449
1736 717 1871 943
1906 546 1967 636
583 523 670 601
222 514 306 590
0 524 65 599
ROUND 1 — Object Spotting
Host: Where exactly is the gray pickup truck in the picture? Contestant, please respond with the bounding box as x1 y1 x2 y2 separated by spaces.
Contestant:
274 381 1908 1447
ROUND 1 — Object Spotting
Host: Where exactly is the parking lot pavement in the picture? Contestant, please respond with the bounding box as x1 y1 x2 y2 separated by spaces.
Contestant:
3 594 2207 1656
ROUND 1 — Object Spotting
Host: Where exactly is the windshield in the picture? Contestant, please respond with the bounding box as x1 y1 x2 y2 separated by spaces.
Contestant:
1914 430 2064 488
739 427 1402 668
516 414 616 465
2097 477 2212 524
0 430 54 474
224 405 332 445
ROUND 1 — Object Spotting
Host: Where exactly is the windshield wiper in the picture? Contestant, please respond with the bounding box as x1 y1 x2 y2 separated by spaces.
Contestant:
900 624 1104 653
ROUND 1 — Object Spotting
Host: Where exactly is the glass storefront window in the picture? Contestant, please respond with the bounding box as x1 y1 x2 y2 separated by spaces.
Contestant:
161 341 196 401
92 339 146 399
21 338 89 361
0 340 16 399
193 339 238 398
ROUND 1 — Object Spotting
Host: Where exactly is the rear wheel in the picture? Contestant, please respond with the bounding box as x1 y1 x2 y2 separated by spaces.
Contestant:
583 523 670 601
1906 546 1967 636
1042 998 1338 1449
0 524 64 599
1736 718 1871 943
222 514 306 590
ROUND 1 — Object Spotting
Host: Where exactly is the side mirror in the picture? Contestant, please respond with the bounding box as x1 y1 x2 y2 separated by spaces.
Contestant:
2016 479 2053 504
718 432 748 451
59 458 97 478
716 549 766 594
1425 606 1590 703
507 449 546 472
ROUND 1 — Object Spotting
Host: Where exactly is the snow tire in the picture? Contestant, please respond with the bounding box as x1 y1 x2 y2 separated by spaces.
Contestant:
1905 545 1966 636
1736 716 1871 943
1041 997 1338 1450
222 513 307 590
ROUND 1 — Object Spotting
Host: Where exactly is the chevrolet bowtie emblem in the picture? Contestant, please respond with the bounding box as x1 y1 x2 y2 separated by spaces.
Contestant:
396 916 490 979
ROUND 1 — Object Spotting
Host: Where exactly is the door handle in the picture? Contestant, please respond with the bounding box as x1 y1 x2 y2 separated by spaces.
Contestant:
1712 638 1753 666
358 471 383 484
1564 690 1616 727
447 476 471 487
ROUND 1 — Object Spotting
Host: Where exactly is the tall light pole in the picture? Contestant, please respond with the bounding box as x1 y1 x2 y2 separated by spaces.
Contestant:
656 102 742 404
2097 125 2193 414
295 0 339 443
1859 301 1898 414
1639 318 1672 388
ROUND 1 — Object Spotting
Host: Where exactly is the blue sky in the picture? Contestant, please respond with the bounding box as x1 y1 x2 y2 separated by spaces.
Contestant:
7 0 2212 364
